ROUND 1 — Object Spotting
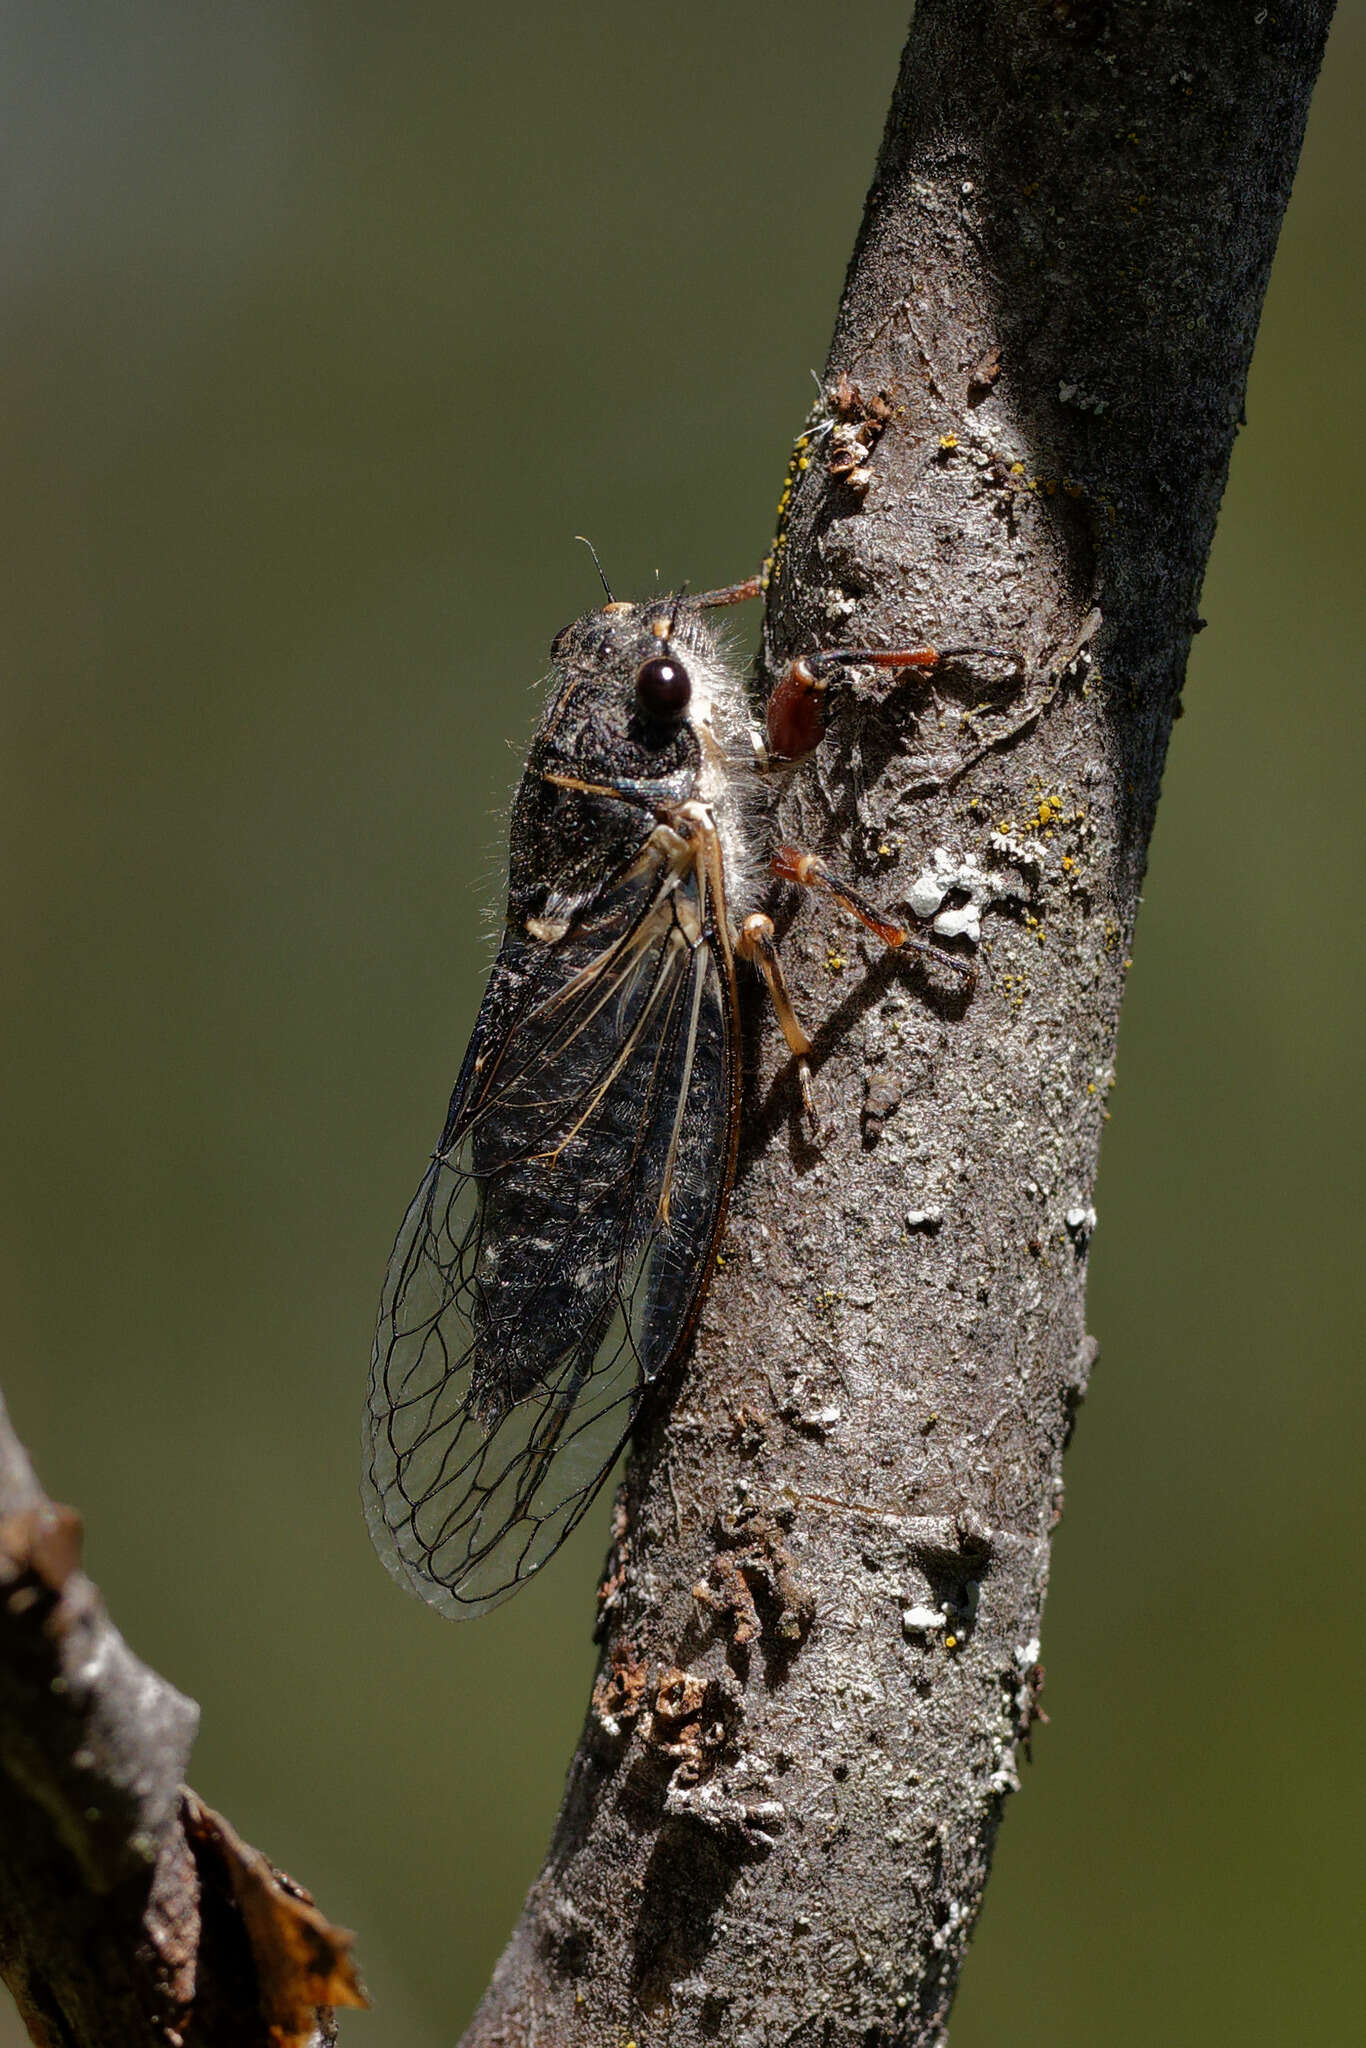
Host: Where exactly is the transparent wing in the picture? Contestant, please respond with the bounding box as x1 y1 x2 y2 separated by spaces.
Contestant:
363 849 737 1618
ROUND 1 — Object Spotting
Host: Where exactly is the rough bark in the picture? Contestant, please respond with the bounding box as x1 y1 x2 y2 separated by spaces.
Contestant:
0 1392 365 2048
461 5 1334 2046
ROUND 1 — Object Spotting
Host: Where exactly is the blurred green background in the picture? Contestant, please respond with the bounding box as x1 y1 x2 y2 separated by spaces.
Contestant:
2 5 1361 2043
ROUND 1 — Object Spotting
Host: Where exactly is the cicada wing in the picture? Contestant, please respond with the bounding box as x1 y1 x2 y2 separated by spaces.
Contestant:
363 857 736 1618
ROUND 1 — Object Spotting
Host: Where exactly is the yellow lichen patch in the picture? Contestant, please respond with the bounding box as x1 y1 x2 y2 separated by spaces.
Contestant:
939 434 958 451
825 948 847 975
1020 784 1091 845
767 430 814 589
1000 968 1029 1014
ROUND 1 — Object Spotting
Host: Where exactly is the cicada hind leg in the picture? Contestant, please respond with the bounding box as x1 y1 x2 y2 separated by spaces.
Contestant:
736 912 816 1127
742 847 977 1136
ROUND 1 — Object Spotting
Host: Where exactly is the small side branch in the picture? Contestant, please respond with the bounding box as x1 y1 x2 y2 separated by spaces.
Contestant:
0 1390 366 2048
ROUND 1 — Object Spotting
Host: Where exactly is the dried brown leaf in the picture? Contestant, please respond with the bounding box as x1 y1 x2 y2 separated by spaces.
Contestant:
184 1793 368 2044
0 1503 84 1592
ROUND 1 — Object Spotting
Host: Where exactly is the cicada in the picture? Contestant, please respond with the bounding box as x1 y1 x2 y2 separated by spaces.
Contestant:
363 573 979 1617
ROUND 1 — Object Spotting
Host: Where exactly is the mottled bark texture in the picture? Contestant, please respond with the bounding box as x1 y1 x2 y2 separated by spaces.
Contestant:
0 1393 365 2047
462 5 1333 2045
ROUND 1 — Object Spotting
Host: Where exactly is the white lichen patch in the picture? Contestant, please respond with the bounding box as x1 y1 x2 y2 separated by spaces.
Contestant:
989 829 1045 870
931 1897 970 1952
665 1778 786 1843
988 1741 1021 1796
905 1206 944 1233
906 846 1006 944
932 902 980 942
902 1605 947 1637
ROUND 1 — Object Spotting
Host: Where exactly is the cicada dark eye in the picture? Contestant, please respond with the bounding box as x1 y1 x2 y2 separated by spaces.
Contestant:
635 655 691 718
550 623 573 658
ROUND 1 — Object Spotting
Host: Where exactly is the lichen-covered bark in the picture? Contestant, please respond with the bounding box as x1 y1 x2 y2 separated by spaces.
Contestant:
461 5 1334 2044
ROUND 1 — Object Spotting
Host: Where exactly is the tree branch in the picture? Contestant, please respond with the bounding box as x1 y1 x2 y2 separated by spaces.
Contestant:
3 5 1333 2044
0 1391 366 2047
457 5 1334 2044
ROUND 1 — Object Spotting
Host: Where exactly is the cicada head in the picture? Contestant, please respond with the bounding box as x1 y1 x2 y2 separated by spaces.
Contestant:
508 589 763 958
536 595 755 791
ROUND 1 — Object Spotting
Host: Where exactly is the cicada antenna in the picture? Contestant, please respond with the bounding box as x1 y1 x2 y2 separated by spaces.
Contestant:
574 535 614 603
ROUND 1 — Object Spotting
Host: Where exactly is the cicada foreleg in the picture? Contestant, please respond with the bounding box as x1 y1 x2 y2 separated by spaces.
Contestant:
765 640 1011 762
692 572 766 610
